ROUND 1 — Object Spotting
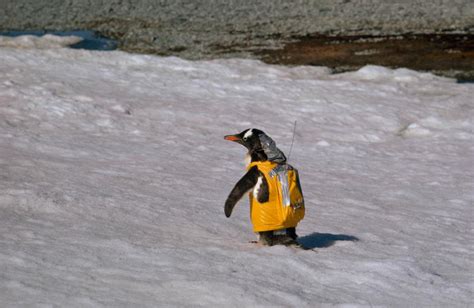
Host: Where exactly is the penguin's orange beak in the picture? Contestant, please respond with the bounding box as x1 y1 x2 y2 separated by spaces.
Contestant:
224 134 241 142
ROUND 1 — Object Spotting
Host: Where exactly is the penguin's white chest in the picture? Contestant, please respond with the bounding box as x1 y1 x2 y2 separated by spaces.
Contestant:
253 176 264 199
244 153 251 167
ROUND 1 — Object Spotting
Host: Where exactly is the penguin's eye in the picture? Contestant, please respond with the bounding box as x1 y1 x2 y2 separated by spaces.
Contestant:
243 137 248 141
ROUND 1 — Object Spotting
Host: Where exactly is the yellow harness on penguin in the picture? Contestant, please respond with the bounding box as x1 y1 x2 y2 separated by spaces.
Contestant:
247 161 305 232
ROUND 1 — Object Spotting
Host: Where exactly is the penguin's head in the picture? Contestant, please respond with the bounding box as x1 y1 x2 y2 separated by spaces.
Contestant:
224 128 286 163
224 128 266 158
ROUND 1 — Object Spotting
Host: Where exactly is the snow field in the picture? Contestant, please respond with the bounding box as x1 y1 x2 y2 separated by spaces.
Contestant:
0 36 473 306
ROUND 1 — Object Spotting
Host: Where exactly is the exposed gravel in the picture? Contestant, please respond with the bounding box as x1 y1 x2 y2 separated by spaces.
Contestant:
1 0 473 58
1 0 473 79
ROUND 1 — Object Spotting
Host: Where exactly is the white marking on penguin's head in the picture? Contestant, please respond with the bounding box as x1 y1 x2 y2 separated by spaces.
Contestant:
243 129 253 141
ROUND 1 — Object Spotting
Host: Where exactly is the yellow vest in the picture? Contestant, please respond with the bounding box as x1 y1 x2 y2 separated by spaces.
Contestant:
247 161 305 232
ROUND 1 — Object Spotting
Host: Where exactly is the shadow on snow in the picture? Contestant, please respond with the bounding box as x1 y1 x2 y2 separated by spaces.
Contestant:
298 232 359 249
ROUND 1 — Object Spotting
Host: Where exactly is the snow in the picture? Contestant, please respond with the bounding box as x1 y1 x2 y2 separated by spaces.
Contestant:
1 35 473 306
0 34 83 49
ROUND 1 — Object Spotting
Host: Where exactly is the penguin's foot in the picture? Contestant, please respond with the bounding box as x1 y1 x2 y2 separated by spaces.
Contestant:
272 234 298 246
257 229 299 246
258 231 274 246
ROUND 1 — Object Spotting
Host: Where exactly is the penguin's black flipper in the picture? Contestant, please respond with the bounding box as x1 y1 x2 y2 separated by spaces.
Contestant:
225 166 259 217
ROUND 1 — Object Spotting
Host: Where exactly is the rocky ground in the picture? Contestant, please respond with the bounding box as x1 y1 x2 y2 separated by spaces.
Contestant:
1 0 473 80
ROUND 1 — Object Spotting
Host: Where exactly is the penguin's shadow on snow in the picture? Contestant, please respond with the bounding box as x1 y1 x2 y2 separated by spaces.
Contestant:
297 233 359 249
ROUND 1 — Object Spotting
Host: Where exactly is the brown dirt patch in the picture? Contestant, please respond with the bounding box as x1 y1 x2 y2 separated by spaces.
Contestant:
258 34 474 81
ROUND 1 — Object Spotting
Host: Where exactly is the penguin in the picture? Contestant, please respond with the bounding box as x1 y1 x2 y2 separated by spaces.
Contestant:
224 128 305 246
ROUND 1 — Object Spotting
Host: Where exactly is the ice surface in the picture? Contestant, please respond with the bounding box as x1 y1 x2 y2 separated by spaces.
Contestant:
0 38 473 306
